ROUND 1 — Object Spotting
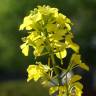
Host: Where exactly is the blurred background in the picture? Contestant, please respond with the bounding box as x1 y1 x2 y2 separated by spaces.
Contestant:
0 0 96 96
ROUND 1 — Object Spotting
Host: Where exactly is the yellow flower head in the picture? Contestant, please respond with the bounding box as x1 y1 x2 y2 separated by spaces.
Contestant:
27 62 50 82
20 5 78 59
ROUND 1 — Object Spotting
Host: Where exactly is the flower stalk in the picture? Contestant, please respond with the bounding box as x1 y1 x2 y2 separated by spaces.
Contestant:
19 5 89 96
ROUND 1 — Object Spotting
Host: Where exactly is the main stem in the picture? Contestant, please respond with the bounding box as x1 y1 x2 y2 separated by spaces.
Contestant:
50 53 58 75
44 30 63 95
66 74 69 96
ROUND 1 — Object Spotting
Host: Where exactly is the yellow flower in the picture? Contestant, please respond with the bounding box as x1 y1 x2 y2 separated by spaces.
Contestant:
56 13 71 27
20 43 29 56
70 82 83 96
19 12 42 30
27 62 50 82
38 5 58 16
46 23 58 33
70 53 89 71
56 49 67 59
19 15 33 30
49 86 58 95
20 5 75 58
75 86 82 96
49 85 66 96
65 34 79 53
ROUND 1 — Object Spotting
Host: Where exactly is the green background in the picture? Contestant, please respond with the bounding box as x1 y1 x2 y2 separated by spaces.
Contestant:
0 0 96 96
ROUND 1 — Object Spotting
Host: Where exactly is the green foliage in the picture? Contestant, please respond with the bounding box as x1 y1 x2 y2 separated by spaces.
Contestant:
20 5 89 96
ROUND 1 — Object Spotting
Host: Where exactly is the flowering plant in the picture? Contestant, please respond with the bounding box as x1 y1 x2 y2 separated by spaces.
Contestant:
19 5 89 96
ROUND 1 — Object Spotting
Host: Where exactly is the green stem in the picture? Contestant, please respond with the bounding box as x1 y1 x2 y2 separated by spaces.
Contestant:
59 52 63 65
66 74 69 96
60 62 73 79
49 47 64 87
44 34 59 76
44 29 62 90
50 53 58 75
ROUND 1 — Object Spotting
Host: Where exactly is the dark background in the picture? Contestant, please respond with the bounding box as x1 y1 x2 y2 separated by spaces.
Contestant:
0 0 96 96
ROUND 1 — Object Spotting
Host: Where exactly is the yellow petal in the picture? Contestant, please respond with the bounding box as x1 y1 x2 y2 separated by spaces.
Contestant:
70 43 79 53
49 86 58 95
20 43 29 56
56 49 67 59
65 23 71 31
70 53 81 64
70 75 82 84
71 82 83 96
74 82 83 90
27 62 50 82
79 63 89 71
19 24 25 30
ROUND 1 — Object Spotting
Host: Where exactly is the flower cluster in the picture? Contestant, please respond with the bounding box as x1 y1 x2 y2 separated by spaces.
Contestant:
27 62 50 82
19 5 89 96
49 75 83 96
20 5 79 58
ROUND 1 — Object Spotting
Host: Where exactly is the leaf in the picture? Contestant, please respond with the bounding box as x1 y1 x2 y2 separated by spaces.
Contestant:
70 75 82 84
79 63 89 71
56 49 67 59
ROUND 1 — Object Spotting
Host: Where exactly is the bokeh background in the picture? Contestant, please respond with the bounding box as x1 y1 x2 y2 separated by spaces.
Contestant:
0 0 96 96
